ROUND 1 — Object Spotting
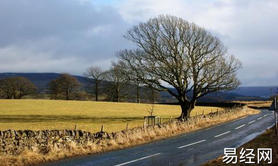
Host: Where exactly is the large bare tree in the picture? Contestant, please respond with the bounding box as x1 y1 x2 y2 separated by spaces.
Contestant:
119 15 241 120
84 66 105 101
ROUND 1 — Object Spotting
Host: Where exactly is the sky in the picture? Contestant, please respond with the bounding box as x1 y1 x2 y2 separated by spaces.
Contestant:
0 0 278 86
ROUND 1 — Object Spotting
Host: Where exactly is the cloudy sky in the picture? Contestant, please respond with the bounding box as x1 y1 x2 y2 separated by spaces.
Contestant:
0 0 277 86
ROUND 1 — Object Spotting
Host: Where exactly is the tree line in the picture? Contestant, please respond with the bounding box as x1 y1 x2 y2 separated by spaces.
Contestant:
0 71 159 103
48 68 159 103
0 77 37 99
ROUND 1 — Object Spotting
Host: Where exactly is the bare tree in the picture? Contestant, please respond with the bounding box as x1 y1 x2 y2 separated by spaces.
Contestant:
146 104 155 116
119 15 241 120
104 62 130 102
0 77 37 99
48 74 80 100
126 71 142 103
84 66 105 101
114 56 142 103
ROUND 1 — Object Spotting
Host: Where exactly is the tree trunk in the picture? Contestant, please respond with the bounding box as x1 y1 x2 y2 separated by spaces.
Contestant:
151 88 155 104
66 89 70 100
178 100 196 120
136 83 140 103
18 90 23 99
115 85 120 102
95 81 98 101
12 92 16 99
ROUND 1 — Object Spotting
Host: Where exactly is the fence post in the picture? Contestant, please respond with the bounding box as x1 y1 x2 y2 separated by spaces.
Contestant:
275 97 278 136
100 125 104 132
275 112 277 136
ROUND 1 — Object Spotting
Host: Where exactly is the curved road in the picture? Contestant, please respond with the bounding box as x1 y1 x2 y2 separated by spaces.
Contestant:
45 109 274 166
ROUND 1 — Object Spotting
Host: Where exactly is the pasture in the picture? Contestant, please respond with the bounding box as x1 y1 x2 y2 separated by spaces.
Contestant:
0 99 224 133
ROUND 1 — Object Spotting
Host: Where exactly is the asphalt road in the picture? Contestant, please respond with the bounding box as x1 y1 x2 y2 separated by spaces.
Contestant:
45 109 275 166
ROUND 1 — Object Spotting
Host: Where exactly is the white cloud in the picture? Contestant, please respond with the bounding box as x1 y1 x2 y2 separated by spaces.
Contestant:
117 0 278 86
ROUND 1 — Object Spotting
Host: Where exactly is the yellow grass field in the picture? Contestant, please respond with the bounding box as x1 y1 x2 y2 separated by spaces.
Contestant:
235 100 272 108
0 99 224 133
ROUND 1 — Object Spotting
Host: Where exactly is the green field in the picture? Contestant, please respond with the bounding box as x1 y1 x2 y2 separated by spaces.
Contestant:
0 99 224 133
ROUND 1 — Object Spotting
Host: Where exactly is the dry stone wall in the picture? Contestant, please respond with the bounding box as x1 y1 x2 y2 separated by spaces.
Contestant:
0 129 112 155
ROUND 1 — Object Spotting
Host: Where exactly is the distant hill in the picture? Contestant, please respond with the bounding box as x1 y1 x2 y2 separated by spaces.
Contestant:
159 89 266 103
0 73 274 102
230 87 278 98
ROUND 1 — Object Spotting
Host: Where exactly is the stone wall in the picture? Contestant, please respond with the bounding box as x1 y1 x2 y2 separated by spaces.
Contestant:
0 129 112 155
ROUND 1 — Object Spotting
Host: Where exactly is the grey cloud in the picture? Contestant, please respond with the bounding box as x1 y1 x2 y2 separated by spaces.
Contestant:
0 0 131 73
1 0 278 86
0 0 119 44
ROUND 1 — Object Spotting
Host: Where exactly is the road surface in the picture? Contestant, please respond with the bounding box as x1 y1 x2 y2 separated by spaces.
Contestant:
45 109 274 166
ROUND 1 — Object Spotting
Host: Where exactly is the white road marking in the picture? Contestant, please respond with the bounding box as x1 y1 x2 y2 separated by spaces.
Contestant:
238 116 246 120
257 117 263 120
248 120 256 124
214 131 231 138
235 124 246 130
263 114 268 117
177 140 206 149
204 127 212 131
114 153 161 166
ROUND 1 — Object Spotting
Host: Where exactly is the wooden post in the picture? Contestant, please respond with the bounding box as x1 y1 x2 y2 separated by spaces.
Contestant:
274 111 278 136
275 97 278 136
101 125 104 132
